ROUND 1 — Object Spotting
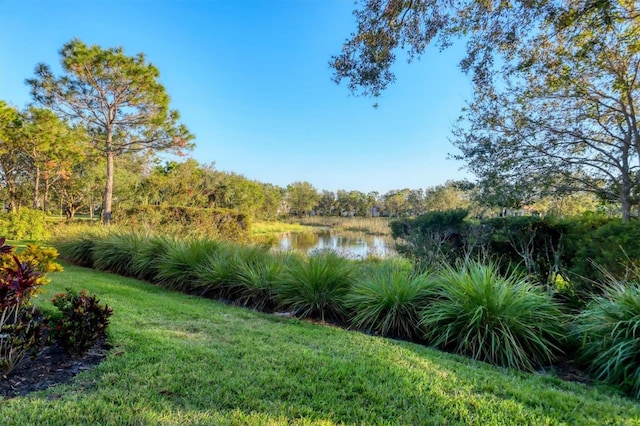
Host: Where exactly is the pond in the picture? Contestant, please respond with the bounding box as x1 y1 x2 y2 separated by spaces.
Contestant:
275 229 396 259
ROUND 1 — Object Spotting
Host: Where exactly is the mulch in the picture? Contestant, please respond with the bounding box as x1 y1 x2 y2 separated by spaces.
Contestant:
0 340 111 398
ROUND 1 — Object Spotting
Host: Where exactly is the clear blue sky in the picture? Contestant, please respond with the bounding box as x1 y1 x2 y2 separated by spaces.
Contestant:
0 0 473 195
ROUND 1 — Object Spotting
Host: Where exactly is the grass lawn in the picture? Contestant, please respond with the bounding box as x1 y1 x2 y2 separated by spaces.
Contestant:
1 264 639 425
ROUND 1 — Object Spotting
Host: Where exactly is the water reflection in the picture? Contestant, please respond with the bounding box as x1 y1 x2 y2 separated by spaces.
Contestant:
276 230 395 259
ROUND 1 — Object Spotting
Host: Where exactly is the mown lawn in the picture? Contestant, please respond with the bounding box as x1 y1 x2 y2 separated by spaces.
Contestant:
1 263 639 425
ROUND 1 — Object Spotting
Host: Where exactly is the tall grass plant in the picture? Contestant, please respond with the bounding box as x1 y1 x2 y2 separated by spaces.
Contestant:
421 261 566 371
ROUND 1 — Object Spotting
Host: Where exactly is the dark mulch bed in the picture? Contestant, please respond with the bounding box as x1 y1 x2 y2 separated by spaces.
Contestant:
0 341 111 398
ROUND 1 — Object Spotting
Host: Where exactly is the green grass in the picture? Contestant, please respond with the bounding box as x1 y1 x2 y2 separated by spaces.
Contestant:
2 264 640 424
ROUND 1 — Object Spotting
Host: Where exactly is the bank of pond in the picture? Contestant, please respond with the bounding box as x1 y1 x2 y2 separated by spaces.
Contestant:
54 231 640 399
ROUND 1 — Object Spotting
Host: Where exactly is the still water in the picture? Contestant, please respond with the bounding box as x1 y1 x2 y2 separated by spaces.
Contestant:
276 230 396 259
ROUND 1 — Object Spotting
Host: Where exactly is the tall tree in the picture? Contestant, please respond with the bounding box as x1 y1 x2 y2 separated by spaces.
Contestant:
20 107 85 211
286 181 320 216
331 0 634 97
453 7 640 219
0 101 29 211
28 39 194 224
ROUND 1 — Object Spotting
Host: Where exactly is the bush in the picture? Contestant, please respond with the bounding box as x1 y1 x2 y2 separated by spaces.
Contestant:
274 250 354 321
390 209 470 267
51 289 113 355
0 208 50 240
0 305 47 375
118 206 250 242
193 244 270 300
0 238 54 374
574 281 640 398
568 218 640 294
420 261 566 371
346 261 434 340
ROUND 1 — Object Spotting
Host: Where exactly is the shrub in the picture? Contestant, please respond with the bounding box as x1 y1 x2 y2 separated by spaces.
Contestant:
390 209 470 267
118 206 250 242
51 289 113 355
347 262 434 340
0 208 50 240
0 306 47 375
574 281 640 398
420 261 566 371
194 244 269 300
0 238 54 374
274 250 354 321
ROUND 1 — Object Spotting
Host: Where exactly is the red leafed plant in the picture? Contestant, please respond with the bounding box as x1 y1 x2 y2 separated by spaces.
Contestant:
0 237 49 375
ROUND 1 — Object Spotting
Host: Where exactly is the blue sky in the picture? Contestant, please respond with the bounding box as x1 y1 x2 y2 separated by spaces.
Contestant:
0 0 473 194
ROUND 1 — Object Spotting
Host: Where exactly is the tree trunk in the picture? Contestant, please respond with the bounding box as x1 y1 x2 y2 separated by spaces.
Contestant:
103 144 115 225
43 176 50 213
33 165 40 210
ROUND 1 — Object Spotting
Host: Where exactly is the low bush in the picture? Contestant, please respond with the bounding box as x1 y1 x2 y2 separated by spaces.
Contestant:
347 262 434 340
574 281 640 398
0 208 50 240
51 289 113 355
420 261 566 371
118 206 250 242
0 238 54 374
274 250 354 321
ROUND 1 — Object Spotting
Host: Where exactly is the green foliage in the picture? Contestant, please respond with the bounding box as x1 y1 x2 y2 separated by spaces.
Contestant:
0 238 55 375
231 251 292 311
191 241 245 297
275 250 354 321
0 208 50 240
51 288 113 355
347 261 434 339
0 305 47 375
391 209 470 266
568 218 640 291
574 281 640 398
92 232 149 277
130 234 175 281
484 216 568 289
155 238 227 294
55 232 99 267
421 261 566 371
119 206 250 242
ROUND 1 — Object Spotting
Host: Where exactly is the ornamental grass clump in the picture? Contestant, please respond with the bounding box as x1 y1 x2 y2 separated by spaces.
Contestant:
155 238 225 293
130 234 175 281
191 241 244 298
274 250 354 321
574 281 640 398
420 261 566 371
55 232 100 267
347 261 434 340
231 251 293 311
92 232 148 277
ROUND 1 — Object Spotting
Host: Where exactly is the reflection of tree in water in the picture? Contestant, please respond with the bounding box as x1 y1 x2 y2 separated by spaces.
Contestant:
278 230 395 259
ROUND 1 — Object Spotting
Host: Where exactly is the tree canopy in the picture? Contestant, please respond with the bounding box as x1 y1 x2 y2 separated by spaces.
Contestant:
28 38 194 223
